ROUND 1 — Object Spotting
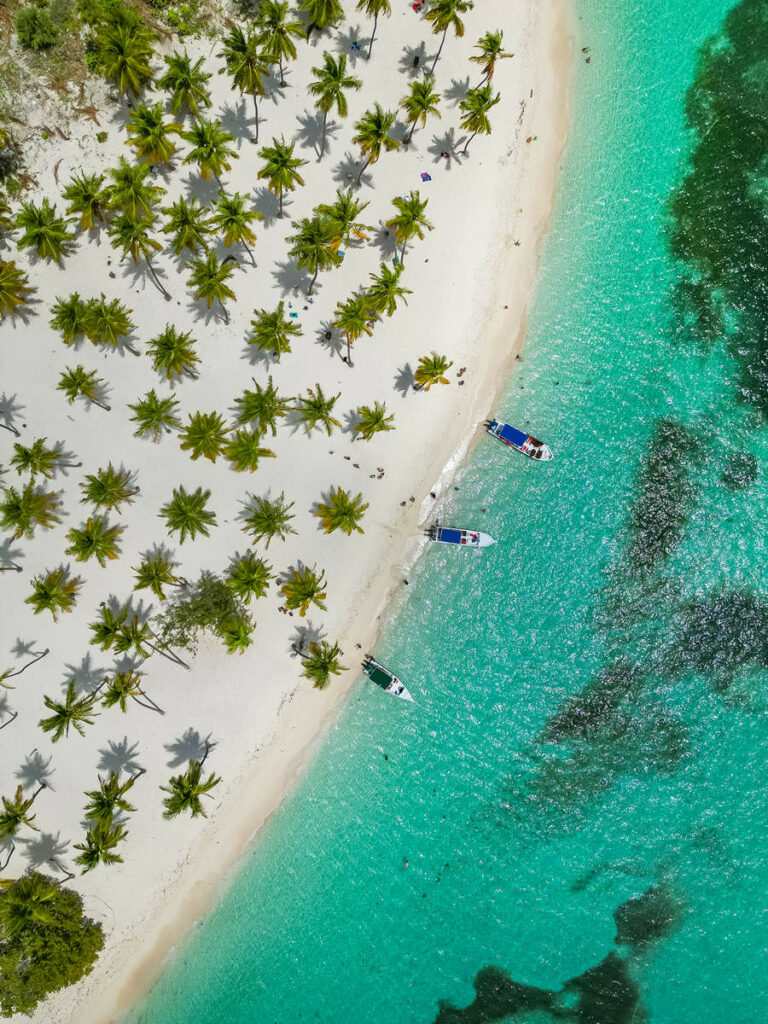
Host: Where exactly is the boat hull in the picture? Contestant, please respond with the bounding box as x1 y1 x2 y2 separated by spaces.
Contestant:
363 657 414 702
487 419 553 461
429 526 496 548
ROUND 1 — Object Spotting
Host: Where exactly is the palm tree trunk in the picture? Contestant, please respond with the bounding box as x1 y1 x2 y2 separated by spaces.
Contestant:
0 842 14 869
133 691 165 715
0 421 20 438
401 237 408 264
430 27 448 75
278 189 284 218
242 240 257 267
31 782 47 801
217 297 230 324
0 711 18 731
252 94 260 142
3 648 49 679
92 397 111 412
356 155 371 186
214 173 224 191
146 257 171 300
367 13 378 60
462 129 479 155
306 21 316 42
0 563 22 573
320 109 328 159
405 118 417 144
346 335 353 367
279 56 285 87
308 267 320 295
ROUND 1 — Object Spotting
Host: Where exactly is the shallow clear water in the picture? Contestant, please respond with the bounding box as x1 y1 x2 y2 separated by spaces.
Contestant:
130 1 768 1021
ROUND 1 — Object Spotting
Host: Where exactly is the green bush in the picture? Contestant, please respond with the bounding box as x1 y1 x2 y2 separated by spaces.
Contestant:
155 571 250 653
0 873 104 1017
15 4 58 50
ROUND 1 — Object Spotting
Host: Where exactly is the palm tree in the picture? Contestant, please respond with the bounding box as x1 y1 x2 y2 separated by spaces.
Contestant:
298 0 344 40
356 0 391 59
0 483 60 538
95 16 156 96
281 565 327 616
83 770 143 825
162 756 221 818
211 192 262 267
401 79 441 143
308 53 361 158
0 260 33 321
159 486 217 543
218 27 269 142
10 438 80 479
226 552 274 603
352 105 400 185
106 157 165 218
162 196 211 255
65 515 124 566
129 389 181 440
83 296 136 353
316 189 372 246
89 604 151 656
39 680 100 741
426 0 474 75
365 262 411 317
62 171 110 231
108 213 170 299
234 377 291 435
257 139 307 218
300 639 345 689
386 192 434 263
179 411 229 463
354 400 395 440
316 487 369 534
126 102 181 165
470 29 512 83
287 215 341 293
242 492 296 547
294 384 341 435
257 0 304 85
221 616 255 655
332 294 373 366
49 293 90 346
146 325 199 381
459 84 501 153
133 550 183 600
0 196 11 235
0 874 59 936
158 50 211 117
101 672 162 714
0 649 49 687
183 118 238 187
80 463 138 512
25 567 81 620
414 350 454 390
247 301 302 360
0 785 43 843
14 199 75 262
225 429 276 472
187 251 236 323
74 818 128 871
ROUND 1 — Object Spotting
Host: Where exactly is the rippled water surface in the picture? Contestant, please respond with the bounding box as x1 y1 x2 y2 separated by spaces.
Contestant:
131 0 768 1021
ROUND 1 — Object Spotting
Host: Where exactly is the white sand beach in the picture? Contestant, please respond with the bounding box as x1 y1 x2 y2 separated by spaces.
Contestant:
0 0 574 1019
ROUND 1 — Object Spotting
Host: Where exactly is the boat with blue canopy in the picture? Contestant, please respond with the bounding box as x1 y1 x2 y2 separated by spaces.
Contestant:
428 525 496 548
487 419 553 461
363 656 414 702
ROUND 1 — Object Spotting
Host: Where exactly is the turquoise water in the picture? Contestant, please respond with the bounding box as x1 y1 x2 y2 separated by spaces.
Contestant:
131 1 768 1021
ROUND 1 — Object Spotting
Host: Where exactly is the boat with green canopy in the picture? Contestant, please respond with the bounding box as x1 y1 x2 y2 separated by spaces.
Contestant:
363 655 414 702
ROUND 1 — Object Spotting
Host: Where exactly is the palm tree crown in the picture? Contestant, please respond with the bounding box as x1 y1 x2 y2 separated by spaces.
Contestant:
133 549 182 600
147 325 200 380
126 102 181 165
356 0 392 59
159 486 217 543
242 492 296 547
257 0 304 84
354 400 395 440
179 411 229 463
298 0 345 39
10 438 75 480
401 79 442 143
187 251 236 323
95 12 157 96
281 564 327 616
459 84 501 153
352 104 400 184
308 53 361 157
62 171 110 231
106 157 165 219
470 29 513 82
386 191 434 263
65 515 124 566
332 294 373 366
426 0 474 74
14 199 75 263
182 118 238 184
414 350 454 390
300 639 346 689
162 758 221 818
107 213 169 299
316 189 372 246
162 196 212 255
74 818 128 871
294 383 341 435
57 365 110 410
129 389 181 440
80 463 137 512
39 680 100 741
226 552 274 603
0 260 33 321
234 377 292 435
258 138 307 217
247 301 302 360
287 215 342 293
0 483 60 539
365 261 411 316
316 487 369 535
159 50 212 117
25 567 81 620
225 429 276 473
211 192 262 266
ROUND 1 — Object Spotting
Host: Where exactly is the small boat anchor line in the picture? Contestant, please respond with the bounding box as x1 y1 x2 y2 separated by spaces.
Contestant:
363 655 415 703
428 523 496 548
487 419 554 461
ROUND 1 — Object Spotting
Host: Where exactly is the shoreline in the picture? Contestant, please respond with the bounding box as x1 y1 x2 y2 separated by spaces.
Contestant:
62 3 577 1021
0 0 577 1019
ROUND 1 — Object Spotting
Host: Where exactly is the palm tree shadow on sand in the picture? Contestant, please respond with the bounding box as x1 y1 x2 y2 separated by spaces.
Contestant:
399 42 428 78
332 151 369 190
444 75 470 107
62 652 107 695
315 321 345 361
0 393 25 435
219 98 250 149
252 185 281 226
394 363 415 396
165 727 213 767
272 258 311 296
15 751 55 790
428 129 464 167
289 621 326 656
98 737 143 776
21 831 71 872
295 109 339 160
334 24 366 68
0 537 25 572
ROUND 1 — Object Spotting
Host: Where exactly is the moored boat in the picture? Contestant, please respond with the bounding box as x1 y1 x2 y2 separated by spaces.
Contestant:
363 656 414 702
428 525 496 548
487 419 553 461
